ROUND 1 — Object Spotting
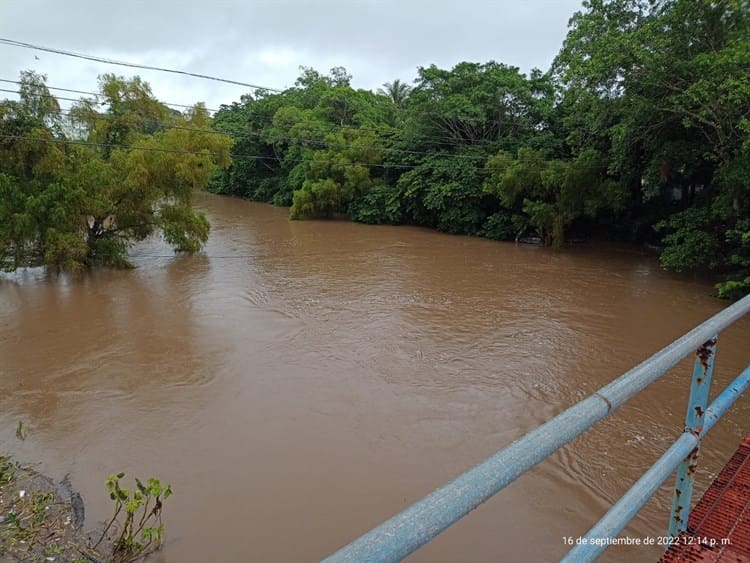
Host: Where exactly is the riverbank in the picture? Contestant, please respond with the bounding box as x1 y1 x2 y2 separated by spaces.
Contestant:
0 455 98 562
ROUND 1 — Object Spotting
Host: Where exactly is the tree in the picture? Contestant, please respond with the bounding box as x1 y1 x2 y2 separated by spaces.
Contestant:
377 79 412 108
211 66 396 212
289 128 384 219
395 152 488 234
0 73 232 271
553 0 750 296
0 71 77 270
485 148 628 247
405 62 555 152
68 74 171 154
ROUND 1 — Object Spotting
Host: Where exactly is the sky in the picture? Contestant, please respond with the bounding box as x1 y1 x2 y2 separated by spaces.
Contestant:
0 0 583 113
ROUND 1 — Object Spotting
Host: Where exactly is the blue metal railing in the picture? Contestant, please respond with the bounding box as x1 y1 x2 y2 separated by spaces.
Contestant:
324 294 750 562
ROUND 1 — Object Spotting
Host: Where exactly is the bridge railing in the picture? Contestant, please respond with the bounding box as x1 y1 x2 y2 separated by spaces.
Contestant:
324 294 750 562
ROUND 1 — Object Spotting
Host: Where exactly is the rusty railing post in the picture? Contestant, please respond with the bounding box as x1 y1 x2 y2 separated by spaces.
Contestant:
668 336 718 538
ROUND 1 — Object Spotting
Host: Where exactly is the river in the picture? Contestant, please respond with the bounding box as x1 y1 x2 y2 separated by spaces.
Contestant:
1 192 748 562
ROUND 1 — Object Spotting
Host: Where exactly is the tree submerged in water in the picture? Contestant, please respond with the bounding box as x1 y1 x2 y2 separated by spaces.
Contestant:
0 71 232 271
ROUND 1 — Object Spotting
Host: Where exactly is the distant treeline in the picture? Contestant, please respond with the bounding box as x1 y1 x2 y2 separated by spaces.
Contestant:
209 0 750 298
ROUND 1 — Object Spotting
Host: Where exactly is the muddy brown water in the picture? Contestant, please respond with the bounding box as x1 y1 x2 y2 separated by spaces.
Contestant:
1 192 748 562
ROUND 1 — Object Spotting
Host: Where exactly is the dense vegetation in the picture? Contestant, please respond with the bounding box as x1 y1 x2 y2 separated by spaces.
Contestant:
208 0 749 298
1 0 747 297
0 72 231 270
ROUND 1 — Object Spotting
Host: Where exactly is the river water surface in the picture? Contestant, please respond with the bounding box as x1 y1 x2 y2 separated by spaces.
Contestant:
1 192 748 562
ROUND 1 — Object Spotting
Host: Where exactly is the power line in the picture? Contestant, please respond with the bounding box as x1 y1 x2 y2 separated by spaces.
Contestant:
0 134 611 175
0 37 283 93
1 85 491 160
1 78 91 97
54 110 488 161
0 78 221 112
0 42 550 148
0 76 497 147
0 87 83 105
0 80 404 142
0 133 423 170
0 132 540 175
0 75 552 160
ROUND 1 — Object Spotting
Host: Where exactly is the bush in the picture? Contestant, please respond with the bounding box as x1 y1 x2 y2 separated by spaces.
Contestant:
348 185 403 224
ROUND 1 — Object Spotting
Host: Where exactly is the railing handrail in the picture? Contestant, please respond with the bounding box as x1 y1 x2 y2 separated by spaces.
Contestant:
324 294 750 562
562 364 750 562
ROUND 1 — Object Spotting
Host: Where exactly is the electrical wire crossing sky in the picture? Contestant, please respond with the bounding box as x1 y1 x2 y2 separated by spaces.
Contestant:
0 0 583 110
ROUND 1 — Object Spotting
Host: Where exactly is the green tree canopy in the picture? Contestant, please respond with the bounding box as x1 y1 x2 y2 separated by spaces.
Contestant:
377 79 412 108
0 72 232 271
554 0 750 295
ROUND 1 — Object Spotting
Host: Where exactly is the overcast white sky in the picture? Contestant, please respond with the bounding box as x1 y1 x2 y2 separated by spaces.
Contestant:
1 0 583 112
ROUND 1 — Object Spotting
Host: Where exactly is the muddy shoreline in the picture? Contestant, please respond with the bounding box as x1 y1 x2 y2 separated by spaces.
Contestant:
0 455 100 562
